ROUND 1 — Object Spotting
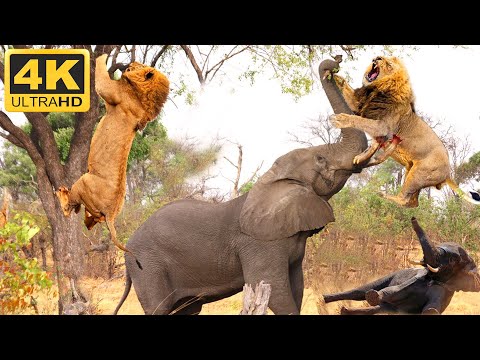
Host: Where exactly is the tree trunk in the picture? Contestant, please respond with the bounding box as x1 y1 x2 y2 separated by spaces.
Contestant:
36 166 88 313
38 233 47 271
240 281 271 315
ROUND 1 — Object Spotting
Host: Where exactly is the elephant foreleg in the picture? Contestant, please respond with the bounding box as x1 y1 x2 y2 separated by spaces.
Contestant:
289 260 304 313
422 284 454 315
340 304 392 315
242 257 299 315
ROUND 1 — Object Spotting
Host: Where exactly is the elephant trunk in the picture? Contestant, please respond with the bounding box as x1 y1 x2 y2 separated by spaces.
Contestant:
411 217 440 268
319 59 368 165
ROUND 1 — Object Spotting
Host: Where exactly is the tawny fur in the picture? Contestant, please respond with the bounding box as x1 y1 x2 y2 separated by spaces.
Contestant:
56 54 170 252
330 56 476 208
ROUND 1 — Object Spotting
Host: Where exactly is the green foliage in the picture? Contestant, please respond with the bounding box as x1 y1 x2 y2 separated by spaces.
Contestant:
330 160 480 253
47 112 75 164
128 119 168 169
146 138 220 200
239 175 259 195
456 151 480 184
239 181 254 195
0 144 37 199
0 211 52 314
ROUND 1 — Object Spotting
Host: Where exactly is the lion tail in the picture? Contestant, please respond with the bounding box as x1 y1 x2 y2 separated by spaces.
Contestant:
445 178 480 205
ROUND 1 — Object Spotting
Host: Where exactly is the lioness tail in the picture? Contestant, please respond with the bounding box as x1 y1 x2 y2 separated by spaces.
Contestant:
445 178 480 205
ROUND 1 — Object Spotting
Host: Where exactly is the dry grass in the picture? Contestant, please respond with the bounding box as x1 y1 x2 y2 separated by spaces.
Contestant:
14 271 480 315
10 231 480 315
62 274 480 315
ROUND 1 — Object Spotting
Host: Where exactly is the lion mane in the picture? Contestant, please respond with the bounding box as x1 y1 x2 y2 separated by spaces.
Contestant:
330 55 480 207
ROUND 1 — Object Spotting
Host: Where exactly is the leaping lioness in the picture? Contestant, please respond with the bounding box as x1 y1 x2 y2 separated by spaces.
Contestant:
329 55 479 208
56 54 170 256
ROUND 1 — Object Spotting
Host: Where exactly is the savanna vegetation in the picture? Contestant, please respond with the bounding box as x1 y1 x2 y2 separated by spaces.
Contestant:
1 45 479 314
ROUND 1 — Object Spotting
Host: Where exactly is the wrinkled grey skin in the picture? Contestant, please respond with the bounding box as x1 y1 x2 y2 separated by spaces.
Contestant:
113 59 368 315
323 217 480 315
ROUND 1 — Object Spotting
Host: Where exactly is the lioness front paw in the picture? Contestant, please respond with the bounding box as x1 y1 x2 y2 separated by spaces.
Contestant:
330 113 353 129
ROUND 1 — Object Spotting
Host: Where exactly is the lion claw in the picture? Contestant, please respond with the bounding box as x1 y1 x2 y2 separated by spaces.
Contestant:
329 114 351 129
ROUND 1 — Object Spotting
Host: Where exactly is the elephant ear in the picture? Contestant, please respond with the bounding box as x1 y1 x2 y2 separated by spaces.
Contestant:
239 179 335 241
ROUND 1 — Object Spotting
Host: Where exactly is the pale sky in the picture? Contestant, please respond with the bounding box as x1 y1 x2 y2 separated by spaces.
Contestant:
1 45 479 198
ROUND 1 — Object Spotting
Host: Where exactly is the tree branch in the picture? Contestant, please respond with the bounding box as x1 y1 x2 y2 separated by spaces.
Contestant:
130 45 136 63
0 112 44 167
180 45 205 85
240 161 264 189
24 112 64 187
205 46 251 82
151 45 170 68
108 45 123 75
223 156 238 169
94 45 117 57
0 130 25 149
201 46 215 73
0 61 5 83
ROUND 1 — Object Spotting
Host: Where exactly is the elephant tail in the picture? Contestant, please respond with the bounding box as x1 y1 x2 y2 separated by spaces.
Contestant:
444 178 480 205
113 268 132 315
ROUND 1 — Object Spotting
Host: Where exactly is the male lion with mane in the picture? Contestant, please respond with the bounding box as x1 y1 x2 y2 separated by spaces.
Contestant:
56 54 170 257
329 55 480 208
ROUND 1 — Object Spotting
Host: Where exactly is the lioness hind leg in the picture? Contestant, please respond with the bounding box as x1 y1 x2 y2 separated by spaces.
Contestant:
384 164 439 208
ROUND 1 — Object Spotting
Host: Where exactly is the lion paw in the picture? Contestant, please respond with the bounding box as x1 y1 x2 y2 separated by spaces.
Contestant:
353 153 368 165
330 113 353 129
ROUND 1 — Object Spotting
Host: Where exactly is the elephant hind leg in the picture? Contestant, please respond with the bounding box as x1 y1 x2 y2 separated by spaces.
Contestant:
170 297 204 315
132 266 176 315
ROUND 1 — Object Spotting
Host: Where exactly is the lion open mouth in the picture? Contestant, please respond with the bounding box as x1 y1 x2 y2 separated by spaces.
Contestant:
366 64 380 82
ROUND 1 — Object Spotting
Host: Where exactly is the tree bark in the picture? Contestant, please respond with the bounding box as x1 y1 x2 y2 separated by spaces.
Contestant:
240 281 271 315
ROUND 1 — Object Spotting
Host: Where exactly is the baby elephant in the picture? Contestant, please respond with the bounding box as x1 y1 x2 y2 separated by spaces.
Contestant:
323 217 480 315
56 54 170 254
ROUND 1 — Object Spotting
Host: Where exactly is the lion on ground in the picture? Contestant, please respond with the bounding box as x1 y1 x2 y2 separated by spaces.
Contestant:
329 55 479 207
56 54 170 256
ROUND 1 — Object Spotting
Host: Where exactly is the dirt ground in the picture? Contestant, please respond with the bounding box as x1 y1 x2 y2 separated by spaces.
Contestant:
29 274 479 315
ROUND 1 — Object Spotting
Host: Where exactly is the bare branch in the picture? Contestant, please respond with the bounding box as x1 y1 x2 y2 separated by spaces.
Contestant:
94 45 117 57
151 45 170 68
108 45 123 74
239 161 263 190
223 156 238 169
0 61 5 83
339 45 359 59
130 45 136 63
201 46 215 73
180 45 205 85
141 45 151 64
205 46 251 82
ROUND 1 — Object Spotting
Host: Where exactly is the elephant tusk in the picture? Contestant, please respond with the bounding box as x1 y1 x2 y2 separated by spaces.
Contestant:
408 258 424 266
427 264 440 273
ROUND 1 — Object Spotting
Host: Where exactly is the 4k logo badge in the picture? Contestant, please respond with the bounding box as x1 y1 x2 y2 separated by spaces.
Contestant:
4 49 90 112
